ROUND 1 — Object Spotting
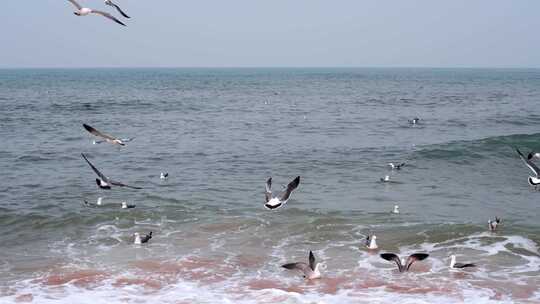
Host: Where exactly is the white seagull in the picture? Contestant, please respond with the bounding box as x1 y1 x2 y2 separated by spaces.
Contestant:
392 205 400 214
409 117 420 125
380 175 391 183
449 255 476 269
134 231 152 244
84 124 133 146
264 176 300 210
388 162 405 170
81 153 142 190
282 251 324 280
160 172 169 180
121 202 136 209
365 234 378 250
67 0 126 26
104 0 130 18
516 148 540 187
380 253 429 273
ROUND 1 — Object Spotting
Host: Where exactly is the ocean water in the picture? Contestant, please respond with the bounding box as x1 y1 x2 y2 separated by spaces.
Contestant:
0 68 539 303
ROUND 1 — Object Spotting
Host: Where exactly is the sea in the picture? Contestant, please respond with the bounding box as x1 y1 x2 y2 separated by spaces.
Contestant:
0 68 539 303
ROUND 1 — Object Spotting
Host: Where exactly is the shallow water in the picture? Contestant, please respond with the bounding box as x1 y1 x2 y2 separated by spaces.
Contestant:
1 68 539 303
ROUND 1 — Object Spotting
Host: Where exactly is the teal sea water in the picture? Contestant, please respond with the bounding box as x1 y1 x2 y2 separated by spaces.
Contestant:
0 68 539 303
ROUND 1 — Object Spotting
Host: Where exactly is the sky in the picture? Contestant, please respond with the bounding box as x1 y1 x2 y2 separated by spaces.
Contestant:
2 1 540 68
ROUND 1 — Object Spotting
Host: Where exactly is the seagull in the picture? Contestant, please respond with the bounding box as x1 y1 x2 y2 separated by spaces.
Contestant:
160 172 168 180
121 202 136 209
380 175 391 183
516 148 540 187
134 231 152 244
380 253 429 272
392 205 400 214
81 153 142 190
488 217 501 231
264 176 300 210
388 162 405 170
409 117 420 125
83 124 133 146
83 197 103 207
528 152 540 160
365 234 378 250
67 0 126 26
449 255 476 269
282 251 323 280
104 0 130 18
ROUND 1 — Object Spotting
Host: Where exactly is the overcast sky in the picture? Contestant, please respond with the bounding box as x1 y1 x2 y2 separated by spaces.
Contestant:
2 1 539 68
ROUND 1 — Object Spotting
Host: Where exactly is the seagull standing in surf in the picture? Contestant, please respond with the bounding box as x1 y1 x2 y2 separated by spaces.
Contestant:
264 176 300 210
488 217 501 231
282 251 323 280
449 255 476 269
83 124 133 146
380 253 429 272
365 234 378 250
104 0 130 18
134 231 152 244
516 148 540 188
67 0 126 26
81 153 142 190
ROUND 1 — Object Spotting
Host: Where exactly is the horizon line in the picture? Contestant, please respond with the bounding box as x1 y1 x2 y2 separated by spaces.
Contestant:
1 66 539 70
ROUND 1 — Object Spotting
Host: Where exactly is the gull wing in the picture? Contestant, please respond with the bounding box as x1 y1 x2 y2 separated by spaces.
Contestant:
91 10 126 26
308 251 316 271
67 0 82 10
279 176 300 202
110 180 142 189
516 148 540 177
282 262 313 277
109 1 130 18
405 253 429 271
83 124 118 141
454 262 476 268
265 177 272 203
380 253 403 272
81 153 109 183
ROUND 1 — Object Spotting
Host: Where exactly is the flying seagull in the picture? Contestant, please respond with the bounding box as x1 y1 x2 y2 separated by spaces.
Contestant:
104 0 130 18
527 152 540 160
449 255 476 269
67 0 126 26
488 217 501 231
388 162 405 170
516 148 540 187
380 253 429 272
264 176 300 210
81 153 142 189
83 124 133 146
282 251 323 280
134 231 152 244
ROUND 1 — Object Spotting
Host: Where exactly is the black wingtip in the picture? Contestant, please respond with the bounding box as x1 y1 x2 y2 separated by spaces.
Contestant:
380 253 396 261
281 263 296 270
411 253 429 261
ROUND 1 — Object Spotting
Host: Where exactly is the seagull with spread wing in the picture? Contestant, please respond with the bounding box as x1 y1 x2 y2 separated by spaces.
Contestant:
516 148 540 187
282 251 324 280
380 253 429 273
67 0 126 26
83 124 133 146
81 153 142 190
264 176 300 210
